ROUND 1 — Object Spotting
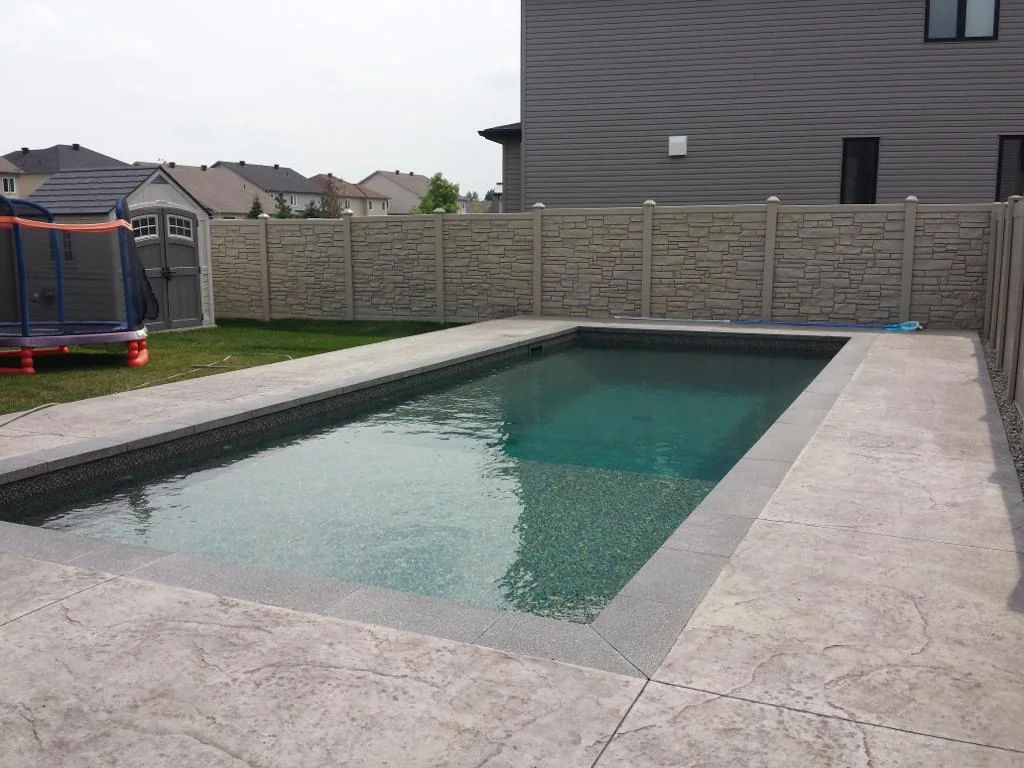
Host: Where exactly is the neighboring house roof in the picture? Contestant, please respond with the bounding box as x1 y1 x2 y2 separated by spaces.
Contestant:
359 170 431 199
163 164 278 214
3 144 128 173
30 167 171 215
0 157 22 175
213 161 322 195
309 174 389 200
479 122 522 143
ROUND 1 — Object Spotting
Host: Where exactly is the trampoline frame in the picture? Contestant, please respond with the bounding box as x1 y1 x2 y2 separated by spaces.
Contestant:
0 195 150 374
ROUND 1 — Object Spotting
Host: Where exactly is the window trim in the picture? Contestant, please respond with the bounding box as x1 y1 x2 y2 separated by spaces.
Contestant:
1 175 16 195
925 0 999 42
131 214 160 240
995 135 1024 201
166 214 194 242
840 137 880 205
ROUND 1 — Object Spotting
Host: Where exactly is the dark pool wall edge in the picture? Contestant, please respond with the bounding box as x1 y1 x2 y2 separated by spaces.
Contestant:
0 324 877 679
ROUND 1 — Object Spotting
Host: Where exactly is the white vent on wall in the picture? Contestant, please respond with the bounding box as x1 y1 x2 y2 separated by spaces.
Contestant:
668 136 688 157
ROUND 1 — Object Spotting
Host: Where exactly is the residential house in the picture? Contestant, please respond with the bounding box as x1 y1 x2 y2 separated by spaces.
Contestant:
2 143 128 198
29 166 214 330
213 161 322 214
483 1 1024 209
0 157 22 198
360 170 472 214
308 174 390 216
161 163 278 219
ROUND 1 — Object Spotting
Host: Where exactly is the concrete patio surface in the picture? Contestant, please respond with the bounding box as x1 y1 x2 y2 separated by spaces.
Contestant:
1 321 1023 766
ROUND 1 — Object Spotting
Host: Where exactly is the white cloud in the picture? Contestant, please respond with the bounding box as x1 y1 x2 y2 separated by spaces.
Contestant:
2 0 519 195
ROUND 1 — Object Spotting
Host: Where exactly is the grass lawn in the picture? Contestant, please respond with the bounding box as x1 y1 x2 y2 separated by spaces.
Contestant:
0 319 450 416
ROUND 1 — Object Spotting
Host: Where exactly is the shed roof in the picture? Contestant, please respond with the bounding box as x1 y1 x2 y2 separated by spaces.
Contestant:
29 167 162 215
213 161 322 194
163 164 278 214
3 144 128 174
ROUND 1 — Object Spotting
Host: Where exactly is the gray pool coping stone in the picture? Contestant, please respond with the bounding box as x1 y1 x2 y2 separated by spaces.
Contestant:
0 319 876 679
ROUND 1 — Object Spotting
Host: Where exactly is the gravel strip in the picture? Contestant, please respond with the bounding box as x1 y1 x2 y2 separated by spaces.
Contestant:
981 336 1024 493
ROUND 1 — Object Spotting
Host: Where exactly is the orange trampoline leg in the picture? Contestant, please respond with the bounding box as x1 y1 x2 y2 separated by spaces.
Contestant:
126 340 149 368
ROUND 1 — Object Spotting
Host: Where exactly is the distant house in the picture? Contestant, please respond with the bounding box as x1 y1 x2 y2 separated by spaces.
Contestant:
2 143 128 198
0 157 22 198
213 161 322 214
360 170 472 214
161 163 278 219
29 166 213 330
308 174 389 216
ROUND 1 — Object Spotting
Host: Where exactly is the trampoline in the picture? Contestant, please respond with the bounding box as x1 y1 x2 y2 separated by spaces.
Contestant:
0 194 159 374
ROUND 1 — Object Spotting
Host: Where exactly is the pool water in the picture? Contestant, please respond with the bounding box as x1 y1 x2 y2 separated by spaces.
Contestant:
14 345 830 622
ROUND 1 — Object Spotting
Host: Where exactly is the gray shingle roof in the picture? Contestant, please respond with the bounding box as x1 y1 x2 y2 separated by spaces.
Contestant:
29 167 158 215
360 170 432 198
0 157 22 175
2 144 128 174
213 162 322 195
163 164 278 215
479 122 522 143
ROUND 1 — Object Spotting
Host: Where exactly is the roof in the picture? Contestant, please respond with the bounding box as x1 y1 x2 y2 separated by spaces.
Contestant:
163 164 279 214
0 157 21 174
213 161 322 194
28 167 163 215
479 122 522 143
2 144 128 174
309 174 389 200
359 170 431 198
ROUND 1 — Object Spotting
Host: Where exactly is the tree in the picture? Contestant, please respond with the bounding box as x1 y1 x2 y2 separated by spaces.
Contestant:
246 196 264 219
273 193 293 219
465 190 480 201
321 176 344 218
413 173 460 214
302 200 322 218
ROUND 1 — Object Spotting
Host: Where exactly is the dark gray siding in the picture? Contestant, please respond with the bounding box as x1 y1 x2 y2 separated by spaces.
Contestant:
503 141 523 212
523 0 1024 206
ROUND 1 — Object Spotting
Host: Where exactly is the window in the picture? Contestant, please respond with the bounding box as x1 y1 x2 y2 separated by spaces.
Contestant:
997 136 1024 200
840 138 880 204
131 214 159 239
61 232 73 261
383 200 389 211
344 199 351 210
368 200 373 210
167 214 194 240
1 176 16 195
290 195 296 206
926 0 998 41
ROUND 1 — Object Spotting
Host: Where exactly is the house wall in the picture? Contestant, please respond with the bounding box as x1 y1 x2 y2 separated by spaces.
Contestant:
211 201 992 330
503 142 523 213
12 174 50 198
521 0 1024 206
360 175 422 214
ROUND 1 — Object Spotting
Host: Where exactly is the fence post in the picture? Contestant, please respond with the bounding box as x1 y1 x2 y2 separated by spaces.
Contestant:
342 209 355 321
533 202 545 316
1005 198 1024 397
257 213 271 321
761 196 780 320
434 208 446 323
899 195 919 322
642 200 656 317
984 202 1002 342
996 196 1020 365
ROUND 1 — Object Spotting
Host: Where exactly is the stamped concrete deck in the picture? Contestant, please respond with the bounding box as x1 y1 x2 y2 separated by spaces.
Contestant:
1 320 1022 766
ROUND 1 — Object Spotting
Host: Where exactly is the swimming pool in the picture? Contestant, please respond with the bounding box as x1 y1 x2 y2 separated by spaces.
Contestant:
9 339 833 622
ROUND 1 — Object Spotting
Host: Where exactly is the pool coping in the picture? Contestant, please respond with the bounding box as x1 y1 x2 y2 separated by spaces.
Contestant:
0 319 877 679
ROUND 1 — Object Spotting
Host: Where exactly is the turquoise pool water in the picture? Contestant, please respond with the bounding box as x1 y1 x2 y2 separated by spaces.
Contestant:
15 344 830 622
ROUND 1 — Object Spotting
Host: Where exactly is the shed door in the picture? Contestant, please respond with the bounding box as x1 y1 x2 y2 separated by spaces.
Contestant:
130 205 201 330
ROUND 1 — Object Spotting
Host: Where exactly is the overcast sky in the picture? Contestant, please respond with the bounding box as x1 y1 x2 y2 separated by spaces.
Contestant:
3 0 519 195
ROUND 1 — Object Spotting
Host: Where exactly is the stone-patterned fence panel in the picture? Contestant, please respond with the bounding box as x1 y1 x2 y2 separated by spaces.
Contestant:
651 206 765 320
210 199 995 330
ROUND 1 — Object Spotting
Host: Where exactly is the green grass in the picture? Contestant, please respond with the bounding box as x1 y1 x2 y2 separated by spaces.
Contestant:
0 319 451 415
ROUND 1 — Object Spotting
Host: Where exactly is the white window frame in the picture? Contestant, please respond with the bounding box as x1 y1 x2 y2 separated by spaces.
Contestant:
167 214 194 241
368 200 373 210
131 214 159 240
1 176 16 195
383 200 389 211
